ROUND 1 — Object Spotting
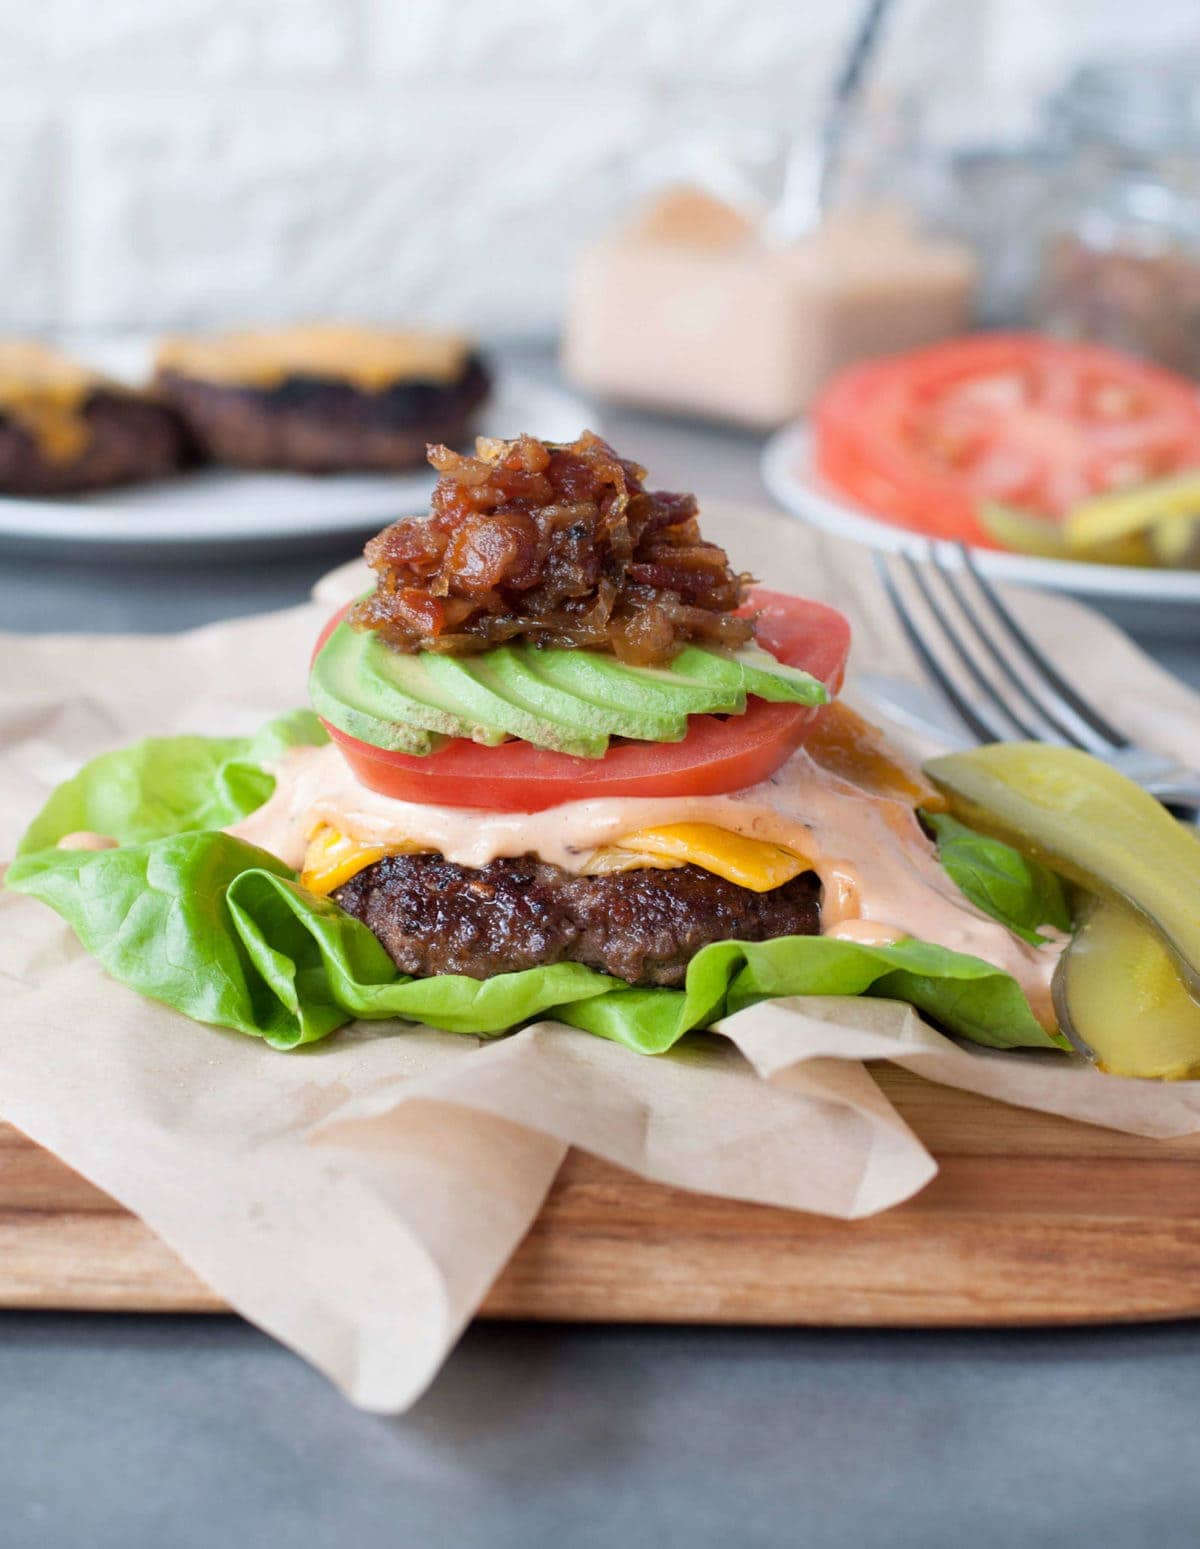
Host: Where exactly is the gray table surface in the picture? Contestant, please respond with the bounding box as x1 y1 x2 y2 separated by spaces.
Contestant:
2 357 1199 1549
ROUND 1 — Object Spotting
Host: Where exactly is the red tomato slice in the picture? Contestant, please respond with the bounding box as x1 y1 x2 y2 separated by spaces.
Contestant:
813 334 1200 548
314 589 851 812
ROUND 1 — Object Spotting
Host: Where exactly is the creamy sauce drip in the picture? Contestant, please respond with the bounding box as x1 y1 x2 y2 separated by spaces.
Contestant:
155 324 470 391
228 741 1062 1026
56 830 117 851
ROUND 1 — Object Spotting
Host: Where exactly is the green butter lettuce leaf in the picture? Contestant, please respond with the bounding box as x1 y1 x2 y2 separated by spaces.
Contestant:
9 834 363 1045
559 933 1062 1053
8 835 1063 1055
9 832 616 1049
924 810 1071 946
15 710 327 856
6 715 1065 1055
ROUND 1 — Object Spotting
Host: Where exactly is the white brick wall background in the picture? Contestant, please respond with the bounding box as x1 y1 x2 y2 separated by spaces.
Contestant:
1 0 1196 336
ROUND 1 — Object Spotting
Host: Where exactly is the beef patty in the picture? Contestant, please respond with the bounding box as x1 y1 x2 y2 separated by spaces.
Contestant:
155 356 491 474
0 392 188 496
333 852 822 987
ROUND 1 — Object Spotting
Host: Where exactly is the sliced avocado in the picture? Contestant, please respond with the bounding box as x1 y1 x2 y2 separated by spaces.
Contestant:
661 639 828 707
978 502 1072 559
517 649 691 739
419 653 611 758
731 645 829 706
666 645 747 702
361 632 509 745
495 648 690 744
312 622 506 750
311 610 834 760
1053 895 1200 1079
309 628 443 755
926 742 1200 999
530 645 743 719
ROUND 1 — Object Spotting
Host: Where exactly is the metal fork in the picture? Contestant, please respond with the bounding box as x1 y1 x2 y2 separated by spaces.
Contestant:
871 543 1200 812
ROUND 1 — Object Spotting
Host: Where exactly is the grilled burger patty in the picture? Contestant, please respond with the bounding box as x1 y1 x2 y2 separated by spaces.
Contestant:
155 356 491 474
333 852 822 987
0 392 188 495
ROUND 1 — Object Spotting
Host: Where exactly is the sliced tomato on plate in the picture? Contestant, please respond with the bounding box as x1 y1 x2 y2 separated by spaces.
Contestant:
812 333 1200 548
315 589 851 812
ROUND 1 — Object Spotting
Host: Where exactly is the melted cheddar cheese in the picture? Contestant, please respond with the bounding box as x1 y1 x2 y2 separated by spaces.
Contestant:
156 324 471 392
301 821 812 897
582 823 811 891
301 825 421 894
296 716 939 899
0 341 108 462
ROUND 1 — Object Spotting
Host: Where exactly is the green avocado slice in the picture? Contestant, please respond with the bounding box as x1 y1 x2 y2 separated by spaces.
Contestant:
489 648 690 744
732 646 828 705
310 610 831 759
531 645 743 718
309 625 446 755
418 654 612 758
357 634 508 745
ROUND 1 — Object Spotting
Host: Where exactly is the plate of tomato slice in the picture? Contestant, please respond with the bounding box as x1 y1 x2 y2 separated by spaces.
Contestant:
763 334 1200 629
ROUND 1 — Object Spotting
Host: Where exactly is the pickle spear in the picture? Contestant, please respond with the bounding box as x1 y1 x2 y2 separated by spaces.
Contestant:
1065 473 1200 563
977 504 1074 560
978 502 1152 566
979 482 1200 569
1149 516 1200 570
926 744 1200 997
1054 897 1200 1079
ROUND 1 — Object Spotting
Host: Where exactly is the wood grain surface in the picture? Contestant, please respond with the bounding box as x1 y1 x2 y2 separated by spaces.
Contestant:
5 1065 1200 1326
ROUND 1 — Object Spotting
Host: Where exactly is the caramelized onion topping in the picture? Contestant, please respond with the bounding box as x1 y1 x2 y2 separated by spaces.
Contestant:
351 431 755 665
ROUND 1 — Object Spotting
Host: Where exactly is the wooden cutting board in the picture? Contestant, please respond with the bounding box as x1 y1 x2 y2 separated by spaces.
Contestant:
5 1065 1200 1325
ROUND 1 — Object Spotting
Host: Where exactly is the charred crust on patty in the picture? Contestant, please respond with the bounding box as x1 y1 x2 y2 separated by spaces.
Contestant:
333 852 821 987
155 354 491 474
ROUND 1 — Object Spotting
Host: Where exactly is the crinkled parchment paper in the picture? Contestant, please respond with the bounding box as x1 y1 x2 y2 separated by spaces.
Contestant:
3 507 1200 1412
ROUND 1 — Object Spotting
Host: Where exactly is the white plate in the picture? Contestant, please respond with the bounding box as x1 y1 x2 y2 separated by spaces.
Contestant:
0 337 594 549
762 423 1200 631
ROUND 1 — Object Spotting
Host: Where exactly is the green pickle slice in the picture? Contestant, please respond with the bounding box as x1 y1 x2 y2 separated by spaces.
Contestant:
926 743 1200 999
978 503 1072 559
1149 516 1200 569
1065 473 1200 564
1054 897 1200 1080
978 502 1153 566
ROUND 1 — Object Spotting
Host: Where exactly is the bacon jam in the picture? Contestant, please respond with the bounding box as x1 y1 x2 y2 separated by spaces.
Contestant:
350 431 755 665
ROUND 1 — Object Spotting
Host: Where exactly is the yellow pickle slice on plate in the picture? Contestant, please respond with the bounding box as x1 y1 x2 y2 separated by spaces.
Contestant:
1065 473 1200 567
978 501 1154 566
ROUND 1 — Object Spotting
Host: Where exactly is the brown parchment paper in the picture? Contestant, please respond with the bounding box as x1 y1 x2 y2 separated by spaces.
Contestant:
2 505 1200 1412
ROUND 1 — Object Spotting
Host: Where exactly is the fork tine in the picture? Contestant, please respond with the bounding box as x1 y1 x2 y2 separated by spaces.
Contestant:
900 552 1043 739
872 553 1006 744
959 546 1130 750
931 550 1099 753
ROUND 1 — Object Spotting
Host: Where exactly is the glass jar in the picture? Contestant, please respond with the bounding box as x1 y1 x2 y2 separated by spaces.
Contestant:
1034 57 1200 375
